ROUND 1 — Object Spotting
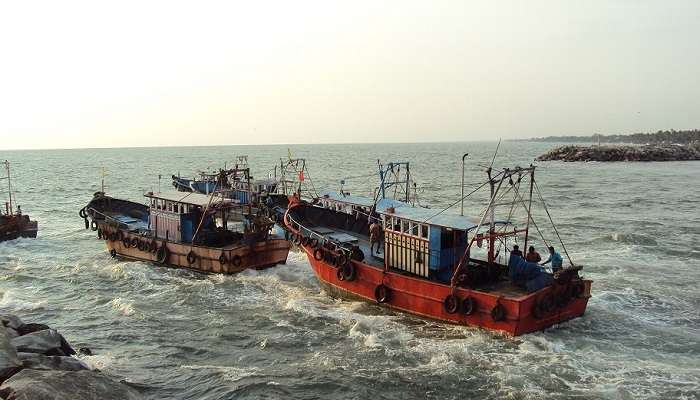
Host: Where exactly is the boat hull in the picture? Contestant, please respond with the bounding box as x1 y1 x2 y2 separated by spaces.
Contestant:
301 244 591 336
0 217 38 243
96 224 290 274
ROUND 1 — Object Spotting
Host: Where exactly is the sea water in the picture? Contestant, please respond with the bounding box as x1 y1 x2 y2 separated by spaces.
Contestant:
0 142 698 399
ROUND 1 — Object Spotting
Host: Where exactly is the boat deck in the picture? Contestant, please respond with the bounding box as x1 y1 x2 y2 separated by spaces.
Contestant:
307 224 529 299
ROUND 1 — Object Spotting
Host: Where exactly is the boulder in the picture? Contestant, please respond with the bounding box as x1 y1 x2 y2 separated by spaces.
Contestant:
536 142 700 162
0 326 22 383
0 315 23 331
10 329 75 356
0 369 143 400
17 353 89 372
16 323 50 336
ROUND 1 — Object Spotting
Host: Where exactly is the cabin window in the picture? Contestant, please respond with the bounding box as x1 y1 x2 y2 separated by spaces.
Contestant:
410 222 419 237
401 219 409 234
392 217 401 232
420 224 429 239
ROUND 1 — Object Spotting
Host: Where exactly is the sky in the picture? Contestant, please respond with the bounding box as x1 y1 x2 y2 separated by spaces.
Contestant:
1 0 699 150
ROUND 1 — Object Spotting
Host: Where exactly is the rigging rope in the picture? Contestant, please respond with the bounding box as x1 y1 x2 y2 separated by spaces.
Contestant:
533 180 575 266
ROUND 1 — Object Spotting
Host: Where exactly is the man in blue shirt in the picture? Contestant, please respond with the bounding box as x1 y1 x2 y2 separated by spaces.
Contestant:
541 246 563 273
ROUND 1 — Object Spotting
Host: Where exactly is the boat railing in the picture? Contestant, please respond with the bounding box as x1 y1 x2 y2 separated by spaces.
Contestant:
285 211 353 256
85 206 131 230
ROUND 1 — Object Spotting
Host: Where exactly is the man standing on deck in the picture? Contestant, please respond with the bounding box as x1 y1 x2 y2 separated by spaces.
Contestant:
541 246 563 273
525 246 541 263
369 219 383 256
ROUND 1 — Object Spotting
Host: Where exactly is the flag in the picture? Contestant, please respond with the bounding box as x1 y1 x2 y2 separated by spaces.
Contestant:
299 170 305 182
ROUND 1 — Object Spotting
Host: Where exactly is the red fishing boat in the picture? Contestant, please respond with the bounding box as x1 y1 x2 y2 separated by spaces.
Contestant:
1 160 38 243
284 160 591 336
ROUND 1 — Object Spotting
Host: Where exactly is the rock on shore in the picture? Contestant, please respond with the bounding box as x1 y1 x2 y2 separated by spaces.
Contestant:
0 314 143 400
536 142 700 162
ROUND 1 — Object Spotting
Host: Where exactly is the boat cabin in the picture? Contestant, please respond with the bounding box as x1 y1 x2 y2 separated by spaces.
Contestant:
316 191 505 283
145 191 234 243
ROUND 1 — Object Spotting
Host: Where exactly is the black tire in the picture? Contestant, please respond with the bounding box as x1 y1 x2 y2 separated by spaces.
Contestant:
313 248 324 261
97 229 102 239
79 208 88 219
90 220 98 231
187 250 197 265
294 235 302 245
336 267 345 281
231 255 242 267
156 245 169 264
374 285 390 304
443 294 460 314
130 237 139 248
341 263 357 281
219 253 228 266
491 303 506 322
84 218 89 230
109 249 117 258
116 230 124 242
150 241 158 254
309 238 319 248
336 254 349 268
461 296 477 315
122 237 131 248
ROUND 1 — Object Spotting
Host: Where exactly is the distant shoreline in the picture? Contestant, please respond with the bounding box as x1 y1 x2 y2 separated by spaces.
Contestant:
518 129 699 145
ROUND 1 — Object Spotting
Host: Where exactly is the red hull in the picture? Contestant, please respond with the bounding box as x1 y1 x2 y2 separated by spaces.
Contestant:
301 244 591 336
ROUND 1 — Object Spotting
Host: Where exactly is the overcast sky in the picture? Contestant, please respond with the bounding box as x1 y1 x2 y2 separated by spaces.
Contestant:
1 1 698 150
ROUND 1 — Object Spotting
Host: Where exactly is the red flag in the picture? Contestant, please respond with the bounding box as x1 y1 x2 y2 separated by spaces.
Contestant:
299 170 305 182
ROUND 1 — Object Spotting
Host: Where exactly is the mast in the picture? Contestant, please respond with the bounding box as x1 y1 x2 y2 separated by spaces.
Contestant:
523 165 535 251
460 153 469 216
487 167 496 264
5 161 12 214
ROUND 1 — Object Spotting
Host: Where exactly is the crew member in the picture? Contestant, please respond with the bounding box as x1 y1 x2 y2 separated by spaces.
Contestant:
525 246 541 263
511 244 523 258
541 246 563 273
369 220 383 256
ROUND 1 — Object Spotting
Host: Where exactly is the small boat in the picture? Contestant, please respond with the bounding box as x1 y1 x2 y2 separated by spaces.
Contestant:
284 160 591 336
0 161 38 242
80 182 290 274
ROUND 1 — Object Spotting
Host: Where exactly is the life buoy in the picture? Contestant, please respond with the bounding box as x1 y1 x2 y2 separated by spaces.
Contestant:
374 285 391 304
187 250 197 265
341 263 356 281
491 303 506 322
443 294 460 314
219 253 228 266
313 248 324 261
231 254 242 267
309 237 319 249
79 208 88 219
109 249 117 258
156 245 169 264
90 220 98 231
461 296 477 315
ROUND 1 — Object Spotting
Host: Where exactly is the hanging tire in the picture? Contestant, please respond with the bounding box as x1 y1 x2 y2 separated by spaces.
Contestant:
109 249 117 258
335 254 349 268
150 241 158 253
156 245 169 264
341 263 356 281
90 220 98 231
374 285 391 304
231 254 242 267
289 233 297 243
187 250 197 265
336 267 345 281
84 218 89 230
491 303 506 322
116 230 124 242
219 253 228 266
79 208 88 219
97 229 102 239
443 294 460 314
309 237 319 248
461 296 477 315
130 237 139 248
313 248 324 261
122 237 131 248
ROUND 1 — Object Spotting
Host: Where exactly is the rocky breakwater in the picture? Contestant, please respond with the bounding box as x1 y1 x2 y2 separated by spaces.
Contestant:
0 314 142 400
536 142 700 162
